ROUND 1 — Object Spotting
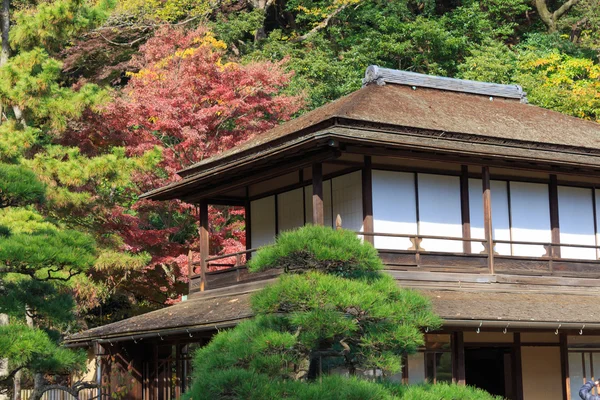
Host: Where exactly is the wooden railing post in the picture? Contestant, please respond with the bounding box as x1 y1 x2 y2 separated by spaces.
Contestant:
482 166 494 274
362 156 374 244
187 250 193 295
199 201 209 291
312 163 324 225
549 174 561 258
460 165 471 254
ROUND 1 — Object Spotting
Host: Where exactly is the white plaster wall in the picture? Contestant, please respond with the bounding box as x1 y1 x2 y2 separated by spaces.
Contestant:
418 174 462 252
250 195 276 248
469 179 512 255
277 188 305 233
372 170 417 250
332 171 363 232
510 182 551 257
558 186 596 260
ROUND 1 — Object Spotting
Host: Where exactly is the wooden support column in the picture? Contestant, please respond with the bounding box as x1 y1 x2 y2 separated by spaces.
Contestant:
460 166 471 254
153 343 159 400
452 331 466 385
513 333 524 400
550 174 561 258
482 166 494 274
560 333 570 400
362 156 374 244
245 194 251 251
312 163 324 225
198 201 209 292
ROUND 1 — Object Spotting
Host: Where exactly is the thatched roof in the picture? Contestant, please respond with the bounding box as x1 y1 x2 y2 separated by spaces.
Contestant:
66 285 600 344
142 69 600 201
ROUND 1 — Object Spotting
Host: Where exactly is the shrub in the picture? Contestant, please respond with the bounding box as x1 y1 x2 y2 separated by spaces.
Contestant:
184 226 494 400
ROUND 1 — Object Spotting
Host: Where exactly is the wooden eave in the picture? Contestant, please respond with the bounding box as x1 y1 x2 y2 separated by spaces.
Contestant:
142 82 600 202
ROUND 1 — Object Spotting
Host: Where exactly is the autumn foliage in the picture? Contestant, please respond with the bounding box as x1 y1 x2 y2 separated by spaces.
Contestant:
68 26 303 306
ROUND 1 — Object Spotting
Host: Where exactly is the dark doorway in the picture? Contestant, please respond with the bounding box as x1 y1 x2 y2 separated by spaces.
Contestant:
465 347 513 399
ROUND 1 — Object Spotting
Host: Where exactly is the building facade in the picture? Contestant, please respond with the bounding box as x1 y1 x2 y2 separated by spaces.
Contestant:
66 66 600 400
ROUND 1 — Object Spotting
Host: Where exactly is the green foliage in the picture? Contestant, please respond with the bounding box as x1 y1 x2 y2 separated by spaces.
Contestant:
187 226 447 399
0 324 86 375
11 0 115 53
457 39 517 84
0 48 107 132
248 225 383 276
0 163 45 208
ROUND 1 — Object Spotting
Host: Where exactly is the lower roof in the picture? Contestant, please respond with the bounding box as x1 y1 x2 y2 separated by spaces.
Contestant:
66 282 600 344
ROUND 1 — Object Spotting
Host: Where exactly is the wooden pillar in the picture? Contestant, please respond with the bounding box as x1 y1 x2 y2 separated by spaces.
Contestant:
452 331 466 385
362 156 374 244
199 201 209 291
245 195 251 251
312 163 324 225
560 333 570 400
482 166 494 274
550 174 561 258
513 333 524 400
153 344 159 400
460 165 471 254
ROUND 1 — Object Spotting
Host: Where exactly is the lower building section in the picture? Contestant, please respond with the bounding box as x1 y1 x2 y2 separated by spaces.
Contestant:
92 329 600 400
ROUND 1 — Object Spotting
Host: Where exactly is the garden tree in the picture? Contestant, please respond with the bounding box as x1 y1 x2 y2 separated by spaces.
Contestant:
0 162 98 399
61 25 303 314
533 0 581 32
184 226 499 400
458 35 600 121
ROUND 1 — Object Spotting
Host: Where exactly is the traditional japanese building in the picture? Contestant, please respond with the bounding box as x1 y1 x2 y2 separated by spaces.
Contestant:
66 66 600 400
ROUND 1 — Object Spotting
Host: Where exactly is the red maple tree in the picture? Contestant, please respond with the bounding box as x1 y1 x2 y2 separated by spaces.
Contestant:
68 26 303 308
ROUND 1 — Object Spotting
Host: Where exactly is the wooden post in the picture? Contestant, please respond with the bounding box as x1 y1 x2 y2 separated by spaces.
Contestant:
362 156 374 244
513 333 524 400
312 163 324 225
482 166 494 274
199 201 209 292
560 333 570 400
550 174 561 258
245 188 251 251
187 250 193 295
452 331 466 385
153 344 159 400
460 166 471 254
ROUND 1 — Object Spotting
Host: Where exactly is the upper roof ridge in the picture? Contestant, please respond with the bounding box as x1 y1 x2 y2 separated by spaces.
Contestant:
363 65 528 103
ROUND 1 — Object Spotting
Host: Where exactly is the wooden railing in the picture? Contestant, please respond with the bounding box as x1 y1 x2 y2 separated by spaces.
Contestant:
20 388 98 400
188 248 279 293
187 231 600 294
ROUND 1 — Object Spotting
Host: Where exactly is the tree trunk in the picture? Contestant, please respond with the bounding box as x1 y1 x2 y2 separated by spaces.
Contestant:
0 0 9 66
0 314 7 400
12 371 21 400
0 0 9 125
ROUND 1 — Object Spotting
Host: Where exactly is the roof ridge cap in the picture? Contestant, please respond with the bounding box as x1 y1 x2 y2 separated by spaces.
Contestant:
363 65 528 103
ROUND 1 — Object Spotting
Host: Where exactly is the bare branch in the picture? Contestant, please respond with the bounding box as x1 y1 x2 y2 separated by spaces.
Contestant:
292 3 350 43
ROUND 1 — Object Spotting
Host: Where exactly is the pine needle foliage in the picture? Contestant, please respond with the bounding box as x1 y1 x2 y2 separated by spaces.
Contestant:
248 225 383 278
184 226 497 399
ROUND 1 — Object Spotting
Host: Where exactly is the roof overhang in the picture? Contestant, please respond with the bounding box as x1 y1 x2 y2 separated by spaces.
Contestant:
141 119 600 203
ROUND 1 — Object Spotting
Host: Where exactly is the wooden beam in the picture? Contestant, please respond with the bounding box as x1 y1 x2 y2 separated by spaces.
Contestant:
199 201 209 291
460 166 471 254
453 331 466 385
560 332 570 400
550 174 561 258
180 150 339 203
513 332 524 400
362 156 374 244
312 163 324 225
482 166 494 274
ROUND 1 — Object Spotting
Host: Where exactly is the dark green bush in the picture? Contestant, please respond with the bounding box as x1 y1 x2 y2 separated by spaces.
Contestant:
185 226 495 399
248 225 383 278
